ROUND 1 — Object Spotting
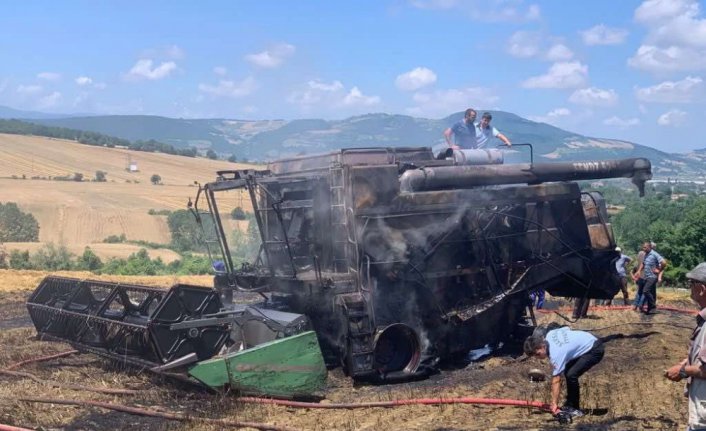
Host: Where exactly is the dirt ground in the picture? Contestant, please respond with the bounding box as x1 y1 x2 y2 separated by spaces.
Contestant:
0 270 698 430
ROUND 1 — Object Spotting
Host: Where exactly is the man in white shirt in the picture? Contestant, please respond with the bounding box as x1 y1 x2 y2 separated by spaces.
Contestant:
524 326 604 419
475 112 512 148
665 262 706 431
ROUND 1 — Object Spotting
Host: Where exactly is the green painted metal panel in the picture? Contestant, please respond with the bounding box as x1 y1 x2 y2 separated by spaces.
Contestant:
189 331 327 398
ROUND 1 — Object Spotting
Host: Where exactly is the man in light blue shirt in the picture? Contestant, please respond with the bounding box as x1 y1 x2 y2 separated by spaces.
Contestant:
635 241 666 315
525 326 604 419
475 112 512 148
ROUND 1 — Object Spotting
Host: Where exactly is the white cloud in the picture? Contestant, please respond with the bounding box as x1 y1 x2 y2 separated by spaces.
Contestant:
198 77 257 98
37 91 62 109
409 0 540 22
580 25 629 46
635 0 698 24
140 45 186 60
569 87 619 106
630 0 706 72
37 72 61 81
16 84 43 95
528 107 571 125
522 61 588 89
245 43 296 68
547 107 571 117
75 76 93 86
308 80 344 92
342 87 381 106
657 108 687 126
287 80 381 113
395 67 437 91
406 86 499 118
126 59 177 80
628 45 706 72
287 80 344 106
603 116 640 127
635 76 703 102
165 45 185 60
546 44 574 61
213 66 227 76
507 32 573 61
507 31 542 58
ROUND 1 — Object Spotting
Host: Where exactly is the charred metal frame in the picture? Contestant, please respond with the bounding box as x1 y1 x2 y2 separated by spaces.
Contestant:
186 147 651 380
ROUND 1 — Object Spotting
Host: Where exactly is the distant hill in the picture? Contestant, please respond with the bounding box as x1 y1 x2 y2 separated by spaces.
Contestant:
18 109 706 179
0 105 77 120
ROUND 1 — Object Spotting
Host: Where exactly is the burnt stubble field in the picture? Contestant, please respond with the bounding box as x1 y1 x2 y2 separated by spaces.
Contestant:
0 270 694 430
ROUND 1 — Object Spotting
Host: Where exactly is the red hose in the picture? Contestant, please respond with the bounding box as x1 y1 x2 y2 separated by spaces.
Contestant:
536 305 697 315
0 424 34 431
237 396 551 411
5 350 79 370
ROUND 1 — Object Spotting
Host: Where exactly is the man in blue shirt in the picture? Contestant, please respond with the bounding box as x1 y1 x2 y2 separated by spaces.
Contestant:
443 108 477 149
524 326 604 419
635 241 666 315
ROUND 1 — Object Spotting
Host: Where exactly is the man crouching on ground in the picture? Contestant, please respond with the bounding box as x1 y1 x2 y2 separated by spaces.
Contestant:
524 326 605 418
664 262 706 431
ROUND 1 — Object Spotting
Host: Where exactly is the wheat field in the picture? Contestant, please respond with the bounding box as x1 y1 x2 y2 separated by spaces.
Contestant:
0 133 256 258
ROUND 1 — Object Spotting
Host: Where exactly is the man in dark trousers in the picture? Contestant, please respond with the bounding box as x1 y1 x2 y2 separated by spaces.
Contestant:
606 247 632 306
664 262 706 430
524 325 604 418
635 241 666 314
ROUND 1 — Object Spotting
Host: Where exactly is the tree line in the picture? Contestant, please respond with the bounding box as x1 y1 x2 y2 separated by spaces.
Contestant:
0 119 197 157
610 191 706 284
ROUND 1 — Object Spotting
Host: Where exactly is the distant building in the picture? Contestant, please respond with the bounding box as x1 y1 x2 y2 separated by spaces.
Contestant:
126 154 139 172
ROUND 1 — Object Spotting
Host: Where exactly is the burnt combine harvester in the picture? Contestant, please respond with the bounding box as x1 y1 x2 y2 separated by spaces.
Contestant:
27 146 652 395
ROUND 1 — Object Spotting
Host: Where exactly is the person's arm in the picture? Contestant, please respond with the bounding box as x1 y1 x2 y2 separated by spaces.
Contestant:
665 358 706 381
443 128 457 149
635 261 645 280
496 132 512 147
550 375 562 413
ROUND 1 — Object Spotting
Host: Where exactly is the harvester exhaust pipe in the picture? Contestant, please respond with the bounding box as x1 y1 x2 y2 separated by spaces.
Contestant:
399 157 652 196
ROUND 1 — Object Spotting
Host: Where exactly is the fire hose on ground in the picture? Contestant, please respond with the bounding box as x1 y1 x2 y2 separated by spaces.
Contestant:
1 304 700 430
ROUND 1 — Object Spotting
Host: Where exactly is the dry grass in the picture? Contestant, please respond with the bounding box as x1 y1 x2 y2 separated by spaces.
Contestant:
0 271 697 430
0 269 213 293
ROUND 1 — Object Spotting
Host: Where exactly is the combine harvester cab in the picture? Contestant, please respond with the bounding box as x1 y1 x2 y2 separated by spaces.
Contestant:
27 145 652 393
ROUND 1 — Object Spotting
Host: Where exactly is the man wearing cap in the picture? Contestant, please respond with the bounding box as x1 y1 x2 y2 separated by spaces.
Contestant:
605 247 632 306
664 262 706 431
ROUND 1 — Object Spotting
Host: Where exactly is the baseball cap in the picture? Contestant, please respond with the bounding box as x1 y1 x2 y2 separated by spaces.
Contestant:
686 262 706 283
615 247 621 253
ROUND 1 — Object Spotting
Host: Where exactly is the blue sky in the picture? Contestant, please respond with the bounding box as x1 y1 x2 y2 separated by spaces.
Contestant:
1 0 706 152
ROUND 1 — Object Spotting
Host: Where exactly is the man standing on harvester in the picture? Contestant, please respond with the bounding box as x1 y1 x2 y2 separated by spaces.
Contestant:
444 108 477 149
524 326 604 420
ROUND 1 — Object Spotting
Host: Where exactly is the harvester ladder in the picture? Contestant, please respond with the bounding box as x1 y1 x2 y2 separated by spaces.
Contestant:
342 295 375 376
330 163 350 273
